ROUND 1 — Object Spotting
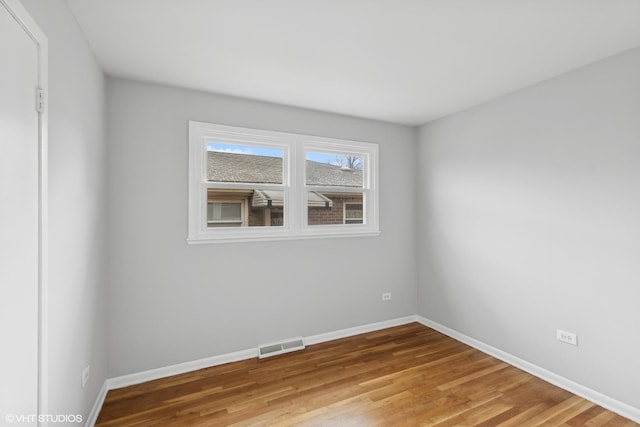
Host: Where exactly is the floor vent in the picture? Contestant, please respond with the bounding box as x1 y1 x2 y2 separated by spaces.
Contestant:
258 337 305 359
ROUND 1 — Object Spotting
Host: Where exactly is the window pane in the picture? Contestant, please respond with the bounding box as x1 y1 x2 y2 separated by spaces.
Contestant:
219 203 241 220
307 191 363 226
207 142 284 184
208 202 242 221
305 152 363 187
207 189 284 228
344 203 363 224
208 202 243 227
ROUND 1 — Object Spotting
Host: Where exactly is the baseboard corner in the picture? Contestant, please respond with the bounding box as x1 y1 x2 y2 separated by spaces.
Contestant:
414 315 640 424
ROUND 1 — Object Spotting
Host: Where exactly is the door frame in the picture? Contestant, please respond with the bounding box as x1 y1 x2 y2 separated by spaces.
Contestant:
0 0 48 422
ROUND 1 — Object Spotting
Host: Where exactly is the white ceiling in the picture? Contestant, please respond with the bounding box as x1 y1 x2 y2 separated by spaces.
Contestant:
66 0 640 126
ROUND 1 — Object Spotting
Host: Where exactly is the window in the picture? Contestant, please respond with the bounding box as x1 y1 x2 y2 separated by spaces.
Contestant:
207 201 244 227
344 202 364 224
188 121 379 243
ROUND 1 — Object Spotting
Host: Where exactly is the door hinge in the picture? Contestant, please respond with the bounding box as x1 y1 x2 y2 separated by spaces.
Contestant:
35 88 45 113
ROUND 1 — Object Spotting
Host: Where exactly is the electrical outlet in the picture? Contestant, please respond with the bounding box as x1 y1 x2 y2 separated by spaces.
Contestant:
382 292 391 301
556 329 578 346
81 365 90 388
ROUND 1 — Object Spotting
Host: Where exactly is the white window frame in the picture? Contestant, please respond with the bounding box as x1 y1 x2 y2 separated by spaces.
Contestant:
188 121 379 244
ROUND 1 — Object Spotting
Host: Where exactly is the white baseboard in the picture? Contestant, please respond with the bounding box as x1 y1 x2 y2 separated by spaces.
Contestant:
85 314 639 426
84 315 417 426
305 315 416 346
107 315 416 391
415 315 640 424
106 347 258 390
84 381 108 427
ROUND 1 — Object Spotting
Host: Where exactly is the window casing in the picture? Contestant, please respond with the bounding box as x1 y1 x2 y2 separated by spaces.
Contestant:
188 121 379 243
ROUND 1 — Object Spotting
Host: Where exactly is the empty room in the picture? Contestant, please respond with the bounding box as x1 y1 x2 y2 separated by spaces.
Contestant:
1 0 639 425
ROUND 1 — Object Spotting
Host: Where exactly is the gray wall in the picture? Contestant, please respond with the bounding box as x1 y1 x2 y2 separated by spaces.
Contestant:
20 0 108 420
106 78 417 376
15 1 639 413
417 48 640 408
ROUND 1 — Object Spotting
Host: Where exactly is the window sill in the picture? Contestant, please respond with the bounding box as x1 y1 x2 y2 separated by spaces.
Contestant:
186 229 381 245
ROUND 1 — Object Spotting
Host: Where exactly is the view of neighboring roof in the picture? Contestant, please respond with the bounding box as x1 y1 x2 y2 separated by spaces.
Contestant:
207 151 363 187
207 151 282 184
305 159 362 187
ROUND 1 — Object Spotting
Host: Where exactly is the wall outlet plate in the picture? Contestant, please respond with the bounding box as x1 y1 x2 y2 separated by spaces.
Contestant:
556 329 578 346
82 365 90 388
382 292 391 301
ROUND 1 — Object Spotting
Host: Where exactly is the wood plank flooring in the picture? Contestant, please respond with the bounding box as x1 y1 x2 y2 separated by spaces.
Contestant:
96 323 637 426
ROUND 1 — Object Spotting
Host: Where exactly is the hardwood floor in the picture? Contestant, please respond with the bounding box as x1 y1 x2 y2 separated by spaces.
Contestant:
96 323 637 426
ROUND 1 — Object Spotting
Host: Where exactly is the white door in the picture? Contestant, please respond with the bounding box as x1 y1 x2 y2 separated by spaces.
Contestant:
0 1 41 424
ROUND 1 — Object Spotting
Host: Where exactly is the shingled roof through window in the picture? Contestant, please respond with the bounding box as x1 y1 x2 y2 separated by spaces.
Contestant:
207 151 362 187
207 151 283 184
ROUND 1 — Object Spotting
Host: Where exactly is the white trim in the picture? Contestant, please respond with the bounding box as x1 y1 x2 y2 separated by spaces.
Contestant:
415 316 640 424
187 229 381 244
107 348 258 390
83 315 639 425
188 121 379 243
84 382 108 427
1 1 49 424
189 121 294 242
99 316 415 394
305 316 416 346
